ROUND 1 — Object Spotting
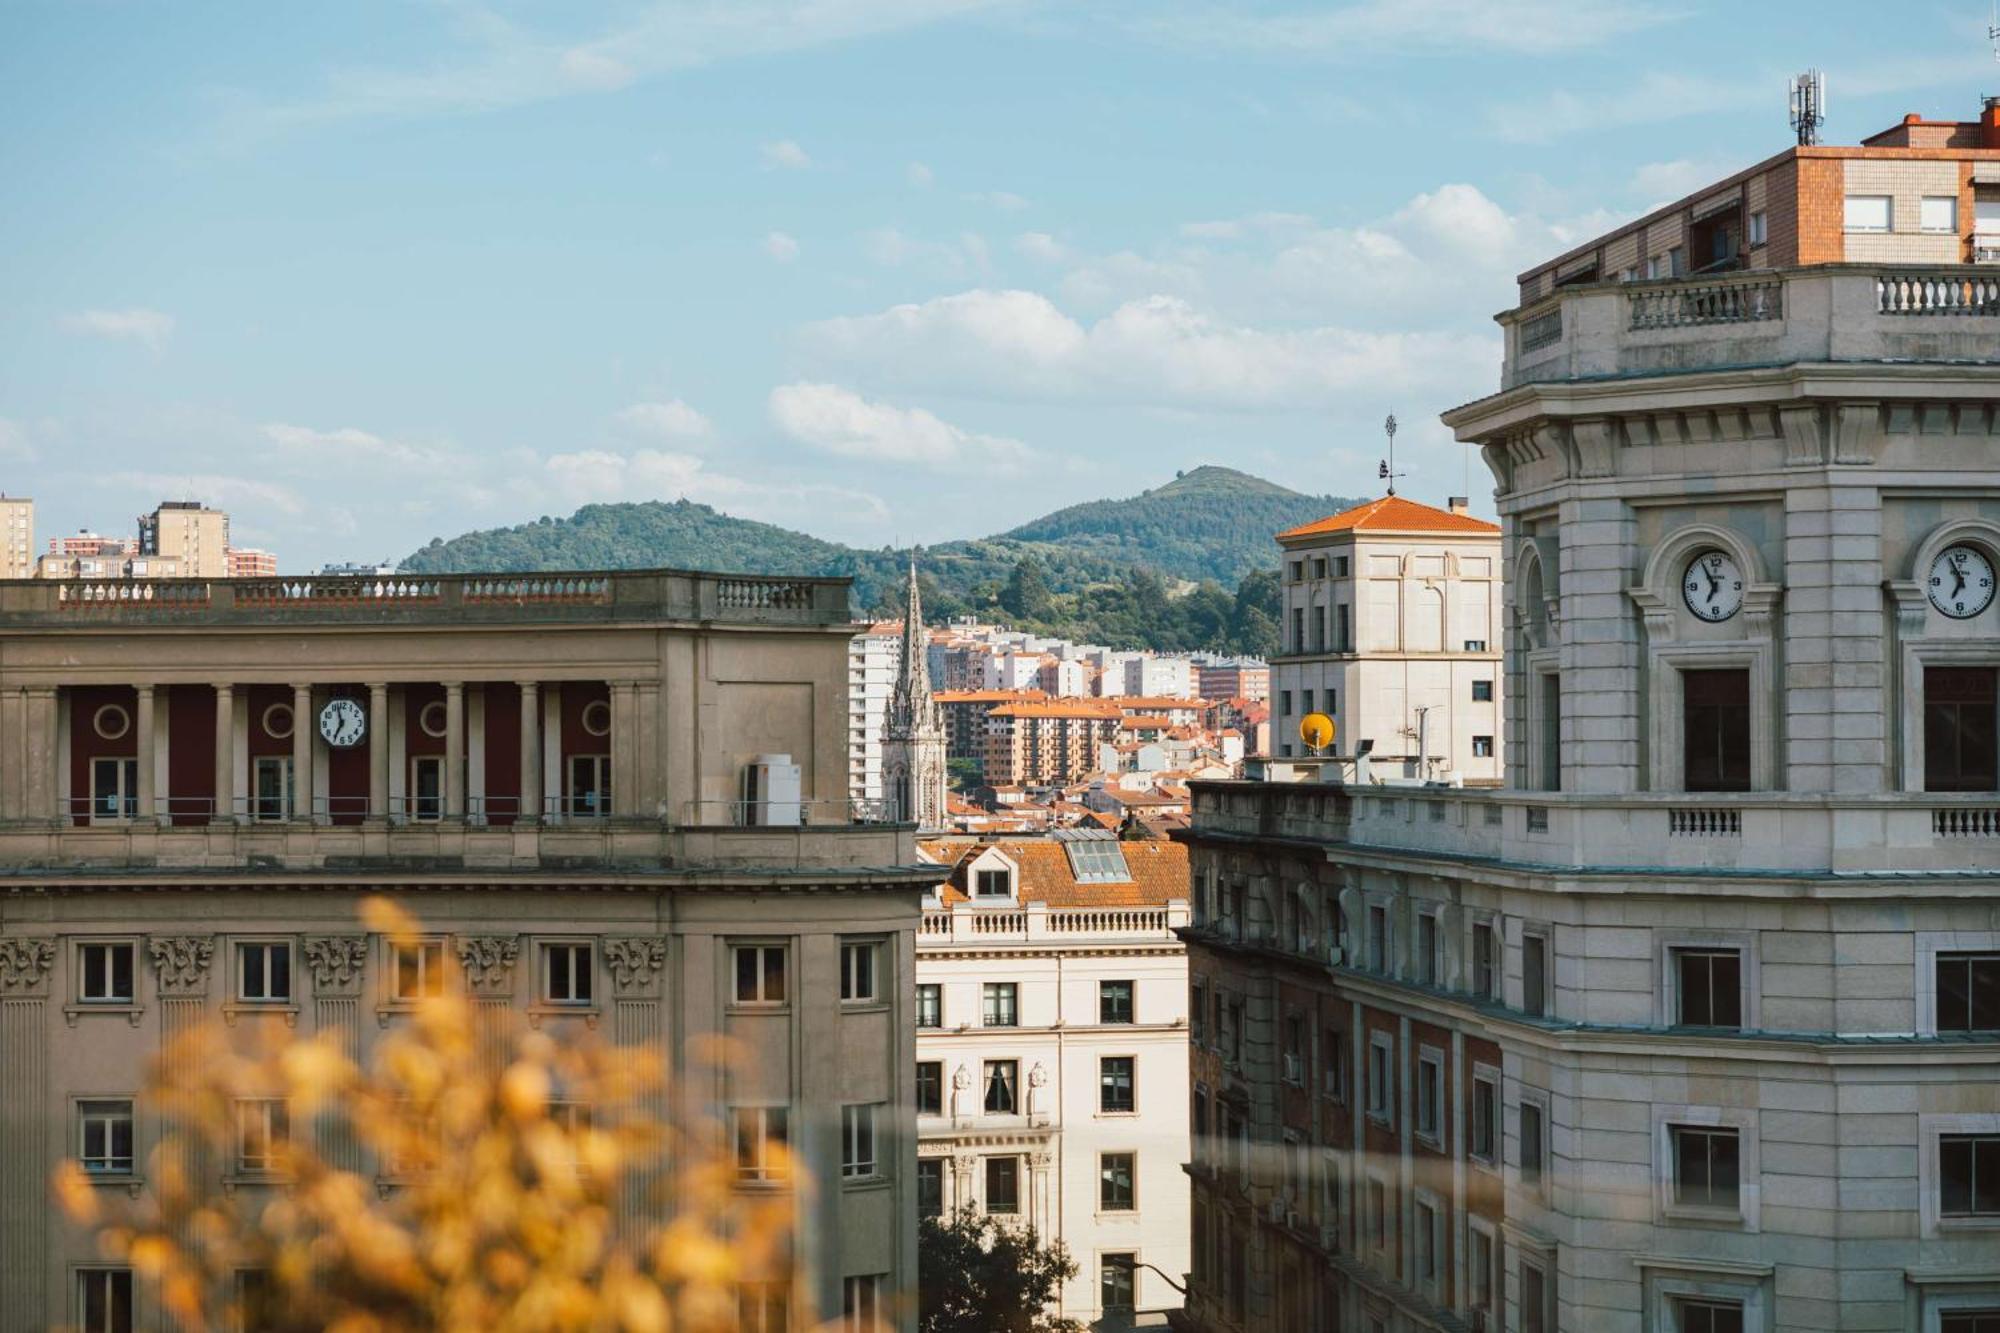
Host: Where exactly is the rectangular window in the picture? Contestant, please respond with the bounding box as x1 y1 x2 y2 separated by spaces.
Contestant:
840 941 878 1003
90 756 138 821
1539 672 1562 790
253 755 294 822
915 982 942 1028
1467 1227 1493 1311
1675 948 1743 1028
1302 689 1315 715
1367 904 1388 973
916 1061 943 1116
917 1158 944 1217
1100 1151 1136 1210
541 942 592 1006
235 940 293 1004
1941 1133 2000 1216
1672 1125 1741 1210
1472 678 1493 702
984 1060 1018 1114
1472 734 1494 758
841 1104 878 1179
1416 1053 1441 1142
1282 1014 1305 1084
393 941 446 1001
567 754 610 817
1413 1199 1437 1284
1100 1056 1135 1113
1366 1036 1392 1123
1472 922 1497 999
1099 979 1134 1024
409 755 443 821
1680 1300 1745 1333
1334 603 1352 653
77 1270 134 1333
1290 608 1304 652
841 1274 884 1331
985 1156 1020 1213
1845 194 1892 232
1279 690 1293 716
1748 210 1767 246
236 1099 289 1175
1683 668 1751 791
1416 913 1439 985
982 982 1018 1027
1288 560 1303 582
1100 1253 1136 1313
1523 932 1549 1017
1521 1100 1546 1187
1471 1074 1498 1162
1366 1177 1387 1250
974 868 1011 898
733 945 787 1005
1937 953 2000 1032
732 1106 789 1182
1190 980 1206 1043
1922 195 1959 233
78 942 135 1004
1926 667 1998 792
1322 1028 1347 1102
1522 1259 1550 1333
1464 638 1488 652
79 1099 135 1175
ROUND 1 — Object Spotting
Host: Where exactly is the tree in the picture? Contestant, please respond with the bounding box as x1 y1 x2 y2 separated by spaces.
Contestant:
1000 556 1053 621
918 1208 1082 1333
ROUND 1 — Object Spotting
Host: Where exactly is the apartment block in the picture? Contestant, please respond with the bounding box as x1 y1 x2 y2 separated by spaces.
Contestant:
137 500 229 578
0 496 32 579
980 702 1123 788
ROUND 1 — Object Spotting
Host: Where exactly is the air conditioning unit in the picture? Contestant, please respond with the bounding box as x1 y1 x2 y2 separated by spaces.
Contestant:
1327 945 1345 966
741 754 801 827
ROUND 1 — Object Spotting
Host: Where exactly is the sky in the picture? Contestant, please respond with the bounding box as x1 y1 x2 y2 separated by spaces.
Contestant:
3 0 1998 570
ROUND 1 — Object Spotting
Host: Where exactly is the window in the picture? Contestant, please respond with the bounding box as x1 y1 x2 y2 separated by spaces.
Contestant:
1100 1056 1135 1113
733 1106 789 1182
1923 195 1960 233
1321 1028 1347 1102
1100 1253 1136 1313
840 941 878 1003
985 1155 1020 1213
1679 1300 1745 1333
1100 1151 1135 1210
1941 1133 2000 1217
1646 253 1669 280
915 982 941 1029
409 755 443 821
79 1099 135 1175
1675 948 1743 1028
392 940 446 1001
1522 1259 1550 1333
1472 921 1497 999
1471 678 1493 702
1365 1035 1392 1124
567 753 610 817
1845 194 1892 232
1335 556 1349 577
1683 668 1751 791
1290 608 1305 652
1282 1013 1305 1084
1471 1073 1498 1162
90 756 138 821
1190 980 1206 1043
1672 1125 1741 1210
1367 903 1388 973
984 1060 1018 1114
733 945 787 1005
1467 1225 1494 1312
1279 690 1293 717
974 867 1011 898
77 1270 134 1333
78 941 135 1004
1099 979 1134 1024
1472 735 1494 758
917 1158 945 1217
1335 604 1352 652
1366 1177 1387 1251
541 942 592 1006
737 1283 791 1333
1941 1313 2000 1333
841 1274 885 1331
1464 638 1488 652
841 1104 878 1179
1937 953 2000 1031
1927 667 1997 792
1539 671 1562 790
1415 1052 1441 1142
1748 210 1767 246
232 940 293 1004
1288 560 1304 582
1523 932 1549 1017
236 1099 290 1175
253 755 294 821
1412 1198 1438 1286
915 1061 943 1116
1521 1100 1546 1188
982 982 1018 1027
1416 913 1439 985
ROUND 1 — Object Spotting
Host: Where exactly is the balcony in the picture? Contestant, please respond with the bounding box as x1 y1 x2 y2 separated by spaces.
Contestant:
1499 264 2000 392
917 898 1189 945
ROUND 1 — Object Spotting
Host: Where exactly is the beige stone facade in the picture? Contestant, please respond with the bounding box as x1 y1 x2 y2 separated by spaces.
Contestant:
0 496 32 580
0 569 927 1331
138 501 229 578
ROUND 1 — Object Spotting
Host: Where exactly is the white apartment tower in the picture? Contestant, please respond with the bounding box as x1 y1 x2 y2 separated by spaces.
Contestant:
885 564 948 831
850 620 900 814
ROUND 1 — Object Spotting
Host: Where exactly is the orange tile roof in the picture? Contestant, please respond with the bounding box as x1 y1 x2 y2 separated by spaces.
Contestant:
989 702 1123 720
1277 494 1501 540
936 689 1051 704
918 835 1188 907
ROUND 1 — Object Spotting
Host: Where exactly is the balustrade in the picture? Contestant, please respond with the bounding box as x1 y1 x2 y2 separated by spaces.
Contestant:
1876 272 2000 316
1628 278 1783 329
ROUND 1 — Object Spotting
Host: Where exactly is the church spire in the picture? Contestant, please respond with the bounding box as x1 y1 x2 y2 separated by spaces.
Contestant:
896 559 935 711
884 556 946 830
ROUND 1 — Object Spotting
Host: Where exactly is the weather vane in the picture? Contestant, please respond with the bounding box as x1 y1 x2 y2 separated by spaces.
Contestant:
1378 413 1405 496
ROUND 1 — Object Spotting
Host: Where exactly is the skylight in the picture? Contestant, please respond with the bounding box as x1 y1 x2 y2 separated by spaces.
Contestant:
1054 828 1131 883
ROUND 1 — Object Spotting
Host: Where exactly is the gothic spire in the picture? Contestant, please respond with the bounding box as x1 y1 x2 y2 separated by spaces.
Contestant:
894 559 937 719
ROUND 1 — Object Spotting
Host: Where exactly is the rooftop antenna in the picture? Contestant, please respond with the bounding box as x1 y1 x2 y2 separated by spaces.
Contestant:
1991 0 2000 62
1377 413 1405 496
1789 69 1826 146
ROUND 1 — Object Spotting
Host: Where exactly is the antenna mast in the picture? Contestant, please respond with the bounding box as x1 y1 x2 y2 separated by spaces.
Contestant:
1377 413 1405 496
1789 69 1826 146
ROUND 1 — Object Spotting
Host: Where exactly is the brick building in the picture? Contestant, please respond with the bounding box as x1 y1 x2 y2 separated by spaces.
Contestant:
981 702 1122 788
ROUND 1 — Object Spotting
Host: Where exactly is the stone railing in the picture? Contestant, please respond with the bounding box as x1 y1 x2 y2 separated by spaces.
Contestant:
1518 305 1563 351
1876 272 2000 316
1628 276 1783 329
917 899 1189 945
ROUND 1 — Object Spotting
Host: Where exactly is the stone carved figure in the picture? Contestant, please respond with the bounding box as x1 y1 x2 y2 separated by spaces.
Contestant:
0 938 55 993
603 937 667 994
148 936 216 995
455 936 520 993
302 937 368 994
1027 1060 1049 1121
950 1062 972 1119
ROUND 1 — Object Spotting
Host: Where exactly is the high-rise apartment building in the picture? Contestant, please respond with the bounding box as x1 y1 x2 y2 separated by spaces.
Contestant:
225 546 277 577
851 619 900 813
0 496 32 578
1180 98 2000 1333
138 500 229 578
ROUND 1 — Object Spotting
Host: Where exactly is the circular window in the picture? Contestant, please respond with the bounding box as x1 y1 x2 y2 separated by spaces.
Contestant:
581 699 611 737
263 703 294 740
92 704 130 741
419 700 448 739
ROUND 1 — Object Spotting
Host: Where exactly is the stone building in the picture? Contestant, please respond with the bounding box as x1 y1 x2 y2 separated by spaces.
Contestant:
885 565 949 832
0 568 929 1332
1179 101 2000 1333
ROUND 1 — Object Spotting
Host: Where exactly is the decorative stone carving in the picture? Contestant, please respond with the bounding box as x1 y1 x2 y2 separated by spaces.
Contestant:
303 937 368 995
1028 1150 1053 1171
1570 416 1617 478
0 938 55 994
456 936 519 993
950 1063 972 1119
1833 401 1884 465
148 936 215 996
1027 1060 1050 1122
1779 404 1824 467
604 937 667 995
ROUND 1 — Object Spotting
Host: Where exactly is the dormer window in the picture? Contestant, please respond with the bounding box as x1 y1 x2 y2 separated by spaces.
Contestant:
975 868 1012 898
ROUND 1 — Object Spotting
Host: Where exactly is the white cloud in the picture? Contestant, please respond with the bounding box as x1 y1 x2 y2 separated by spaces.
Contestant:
862 227 990 274
0 419 36 462
62 308 175 352
614 399 713 441
768 381 1033 468
558 48 635 90
101 472 308 517
1138 0 1678 57
539 444 890 527
764 230 801 262
907 161 935 188
966 190 1029 212
760 138 811 170
1016 231 1068 263
263 421 461 471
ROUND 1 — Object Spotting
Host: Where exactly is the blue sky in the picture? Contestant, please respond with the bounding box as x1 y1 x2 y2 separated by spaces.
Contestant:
2 0 1996 570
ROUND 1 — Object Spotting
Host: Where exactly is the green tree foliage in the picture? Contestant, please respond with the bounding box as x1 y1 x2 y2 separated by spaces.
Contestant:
1000 556 1053 620
918 1208 1083 1333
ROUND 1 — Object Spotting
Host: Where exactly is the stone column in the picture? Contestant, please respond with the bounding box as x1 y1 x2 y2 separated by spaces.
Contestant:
636 681 662 821
24 687 55 821
291 683 314 822
368 683 390 820
456 936 518 1070
1029 1149 1053 1236
444 682 466 819
150 936 216 1246
303 937 368 1171
951 1152 976 1214
609 682 637 817
606 937 668 1230
134 684 157 823
213 683 235 823
0 938 55 1329
517 682 541 823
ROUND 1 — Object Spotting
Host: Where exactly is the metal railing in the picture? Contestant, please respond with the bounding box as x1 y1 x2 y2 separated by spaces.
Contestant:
1876 271 2000 316
63 793 610 824
678 799 896 827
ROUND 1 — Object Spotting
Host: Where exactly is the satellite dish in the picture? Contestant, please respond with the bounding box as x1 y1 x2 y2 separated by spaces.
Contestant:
1299 712 1335 753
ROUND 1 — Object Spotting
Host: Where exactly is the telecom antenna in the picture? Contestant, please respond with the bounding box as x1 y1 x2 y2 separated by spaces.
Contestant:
1990 0 1999 61
1377 413 1405 496
1789 69 1826 146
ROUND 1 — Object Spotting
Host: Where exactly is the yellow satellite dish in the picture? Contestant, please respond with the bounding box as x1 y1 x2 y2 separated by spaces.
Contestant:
1299 712 1335 753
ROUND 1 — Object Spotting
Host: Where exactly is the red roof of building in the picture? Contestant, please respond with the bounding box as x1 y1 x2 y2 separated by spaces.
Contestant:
1278 494 1500 540
919 835 1188 907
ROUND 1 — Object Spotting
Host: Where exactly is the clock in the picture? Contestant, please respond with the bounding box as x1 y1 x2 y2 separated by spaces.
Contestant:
1681 550 1744 623
1928 544 1996 619
318 697 367 749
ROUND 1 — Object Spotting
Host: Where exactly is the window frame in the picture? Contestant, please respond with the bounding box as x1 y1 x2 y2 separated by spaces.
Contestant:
982 1058 1019 1115
1925 936 2000 1034
1364 1030 1394 1127
1469 1063 1501 1171
234 939 294 1005
388 938 448 1004
1098 978 1135 1025
1660 934 1757 1032
1411 1187 1445 1301
75 1268 135 1333
1655 1105 1759 1229
1099 1054 1136 1115
1518 1088 1551 1203
981 981 1018 1028
732 1104 791 1185
916 1157 945 1218
1465 1214 1497 1315
915 1060 943 1117
1470 915 1499 1001
1099 1151 1136 1212
1414 1046 1444 1148
731 943 789 1007
915 981 942 1029
233 1097 291 1179
1520 926 1551 1018
840 1103 880 1181
1921 1113 2000 1236
839 938 881 1005
984 1154 1021 1214
538 939 595 1008
1845 194 1893 234
75 939 138 1007
1922 194 1960 234
77 1097 137 1179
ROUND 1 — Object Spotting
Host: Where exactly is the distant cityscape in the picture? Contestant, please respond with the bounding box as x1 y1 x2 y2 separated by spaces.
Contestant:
0 493 396 581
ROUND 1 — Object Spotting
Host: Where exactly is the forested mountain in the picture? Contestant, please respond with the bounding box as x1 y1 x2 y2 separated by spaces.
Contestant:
401 466 1361 654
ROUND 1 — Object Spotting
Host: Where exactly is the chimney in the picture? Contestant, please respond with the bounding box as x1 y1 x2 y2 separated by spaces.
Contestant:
1448 496 1470 516
1983 96 2000 150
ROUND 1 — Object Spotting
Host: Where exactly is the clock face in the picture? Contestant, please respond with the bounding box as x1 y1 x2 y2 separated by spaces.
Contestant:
1929 545 1997 619
1682 550 1745 623
318 697 367 749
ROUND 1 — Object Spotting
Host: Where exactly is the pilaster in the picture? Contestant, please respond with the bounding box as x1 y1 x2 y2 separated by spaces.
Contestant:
0 938 54 1329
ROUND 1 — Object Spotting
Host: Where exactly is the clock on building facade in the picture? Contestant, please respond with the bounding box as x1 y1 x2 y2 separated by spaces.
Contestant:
318 697 367 748
1927 544 1995 620
1682 549 1744 623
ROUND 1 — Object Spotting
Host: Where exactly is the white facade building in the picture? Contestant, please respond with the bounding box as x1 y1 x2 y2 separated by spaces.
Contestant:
849 620 900 812
1123 655 1195 700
